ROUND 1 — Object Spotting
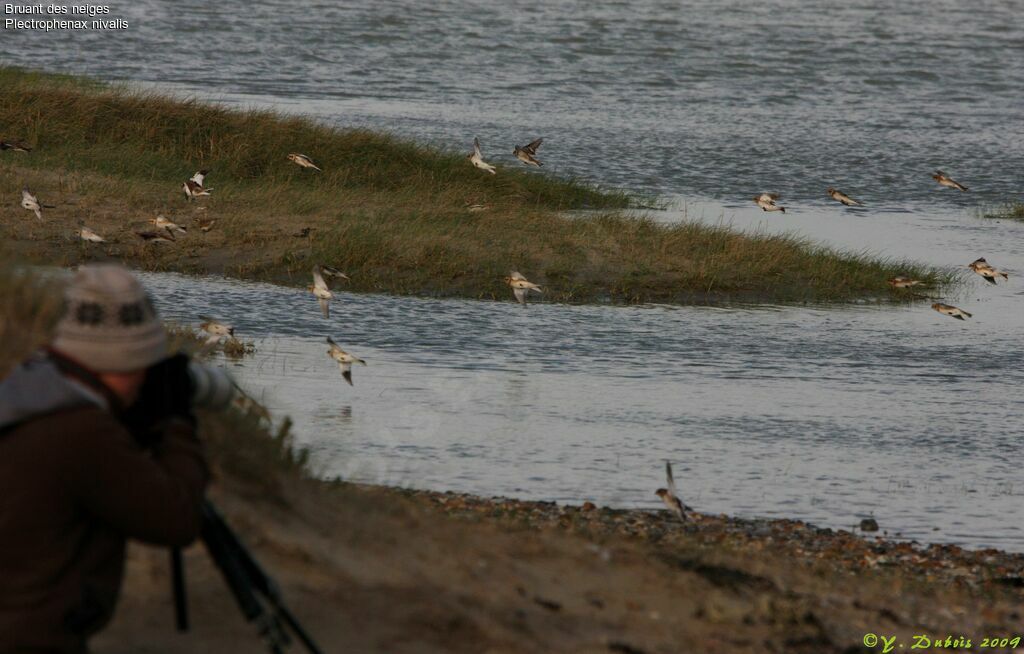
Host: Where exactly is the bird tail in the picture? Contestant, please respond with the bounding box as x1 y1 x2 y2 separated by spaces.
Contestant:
962 310 973 318
357 358 367 366
779 207 786 213
41 204 56 208
999 271 1009 280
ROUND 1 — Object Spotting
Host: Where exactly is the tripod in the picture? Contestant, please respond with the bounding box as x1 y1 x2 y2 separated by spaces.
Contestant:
170 500 324 654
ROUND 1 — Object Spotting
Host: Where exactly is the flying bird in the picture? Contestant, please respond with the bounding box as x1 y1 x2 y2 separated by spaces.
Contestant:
326 336 366 386
20 187 49 220
968 258 1008 285
287 153 322 171
504 271 542 305
152 215 187 234
753 192 786 213
79 226 106 243
827 187 863 206
199 318 235 345
932 303 971 320
0 139 31 152
513 138 544 167
887 276 924 289
654 461 688 522
932 170 968 192
465 200 491 212
309 264 350 318
183 170 212 200
468 137 496 175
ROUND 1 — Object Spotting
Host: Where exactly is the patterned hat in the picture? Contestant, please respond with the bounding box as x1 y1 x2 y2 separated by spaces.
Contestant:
52 264 167 372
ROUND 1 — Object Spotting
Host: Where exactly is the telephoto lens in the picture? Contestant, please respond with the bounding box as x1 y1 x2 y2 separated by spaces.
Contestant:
187 362 237 410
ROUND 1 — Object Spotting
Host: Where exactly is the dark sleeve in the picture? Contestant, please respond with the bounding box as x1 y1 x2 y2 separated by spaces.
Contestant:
61 407 209 547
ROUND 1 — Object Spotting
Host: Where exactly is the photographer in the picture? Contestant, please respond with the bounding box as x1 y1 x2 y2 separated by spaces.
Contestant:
0 264 209 654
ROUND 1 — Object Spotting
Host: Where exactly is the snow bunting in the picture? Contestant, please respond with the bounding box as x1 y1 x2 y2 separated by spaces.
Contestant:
753 192 786 213
504 271 542 305
827 187 863 206
136 229 176 244
513 137 544 167
326 336 366 386
468 137 496 175
79 226 106 243
287 153 322 171
199 317 235 345
968 258 1008 285
309 264 350 319
152 215 187 234
20 187 44 220
887 276 924 289
932 303 971 320
465 201 491 212
654 461 688 522
194 217 216 232
932 170 968 192
183 170 212 200
0 139 31 152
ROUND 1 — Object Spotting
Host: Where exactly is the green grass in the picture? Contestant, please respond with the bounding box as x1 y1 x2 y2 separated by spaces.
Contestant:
982 202 1024 222
0 66 952 304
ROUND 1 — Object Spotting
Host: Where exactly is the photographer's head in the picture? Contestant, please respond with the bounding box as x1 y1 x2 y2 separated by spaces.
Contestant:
52 264 167 405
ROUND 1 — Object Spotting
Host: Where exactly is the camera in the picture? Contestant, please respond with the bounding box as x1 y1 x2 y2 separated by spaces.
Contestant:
187 361 236 411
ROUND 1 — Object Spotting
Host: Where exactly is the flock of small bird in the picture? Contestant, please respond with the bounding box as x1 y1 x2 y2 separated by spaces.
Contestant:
1 132 1011 397
751 169 1006 322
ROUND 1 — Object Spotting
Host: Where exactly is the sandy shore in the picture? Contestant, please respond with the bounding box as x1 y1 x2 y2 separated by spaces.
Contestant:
95 471 1024 653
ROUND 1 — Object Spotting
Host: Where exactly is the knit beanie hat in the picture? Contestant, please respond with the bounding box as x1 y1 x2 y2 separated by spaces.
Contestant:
52 264 168 372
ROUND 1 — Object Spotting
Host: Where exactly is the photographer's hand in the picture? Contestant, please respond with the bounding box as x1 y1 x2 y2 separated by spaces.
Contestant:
121 353 195 447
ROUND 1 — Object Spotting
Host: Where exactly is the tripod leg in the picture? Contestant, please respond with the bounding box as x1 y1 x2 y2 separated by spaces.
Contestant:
171 547 189 631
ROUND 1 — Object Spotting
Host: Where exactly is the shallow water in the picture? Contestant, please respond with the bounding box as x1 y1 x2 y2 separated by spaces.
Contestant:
5 1 1024 549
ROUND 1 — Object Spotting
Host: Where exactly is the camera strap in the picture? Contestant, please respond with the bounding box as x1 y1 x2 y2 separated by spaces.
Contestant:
46 348 126 416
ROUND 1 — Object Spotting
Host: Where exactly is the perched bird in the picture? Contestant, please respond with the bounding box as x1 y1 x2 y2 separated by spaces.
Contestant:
465 201 491 212
513 138 544 167
199 317 235 345
932 303 971 320
20 187 44 220
194 217 216 233
753 192 786 213
79 226 106 243
887 276 924 289
136 229 176 244
152 215 187 234
183 170 212 200
932 170 968 192
504 271 542 305
287 153 322 171
309 264 350 318
0 139 31 152
968 258 1008 285
326 336 366 386
827 187 863 206
654 461 688 522
468 137 496 175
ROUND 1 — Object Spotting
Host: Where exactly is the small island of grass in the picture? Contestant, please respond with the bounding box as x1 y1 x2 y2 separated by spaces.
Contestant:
0 67 949 304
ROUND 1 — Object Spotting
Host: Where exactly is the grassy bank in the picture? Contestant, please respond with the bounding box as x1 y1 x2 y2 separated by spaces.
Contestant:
983 202 1024 222
0 66 950 303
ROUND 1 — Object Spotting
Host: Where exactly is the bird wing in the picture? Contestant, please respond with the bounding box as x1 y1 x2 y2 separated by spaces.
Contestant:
21 188 35 204
666 461 678 497
321 265 350 280
513 287 527 304
523 137 543 154
341 363 353 386
190 171 206 186
326 335 340 351
312 265 329 291
473 137 483 158
509 271 528 281
319 297 330 319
